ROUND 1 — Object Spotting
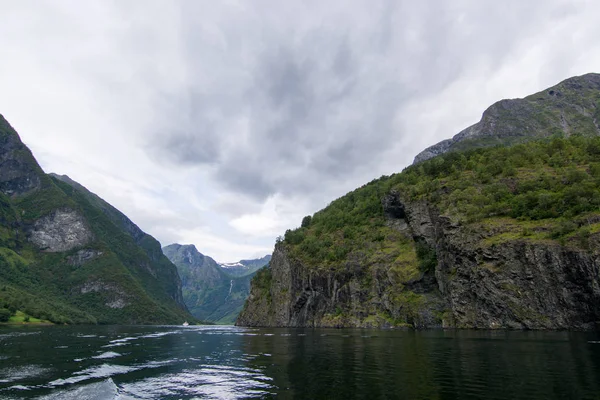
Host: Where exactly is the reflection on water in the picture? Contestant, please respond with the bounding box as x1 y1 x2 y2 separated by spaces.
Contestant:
0 325 599 399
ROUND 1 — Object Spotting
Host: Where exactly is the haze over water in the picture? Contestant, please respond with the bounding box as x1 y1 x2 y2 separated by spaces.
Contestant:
0 325 599 399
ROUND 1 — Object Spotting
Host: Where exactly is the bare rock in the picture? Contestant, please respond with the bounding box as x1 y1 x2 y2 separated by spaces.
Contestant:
80 280 129 309
67 249 103 266
29 208 94 252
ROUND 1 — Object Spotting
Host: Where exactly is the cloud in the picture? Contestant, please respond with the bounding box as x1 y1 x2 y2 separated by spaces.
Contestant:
1 0 600 261
145 0 592 205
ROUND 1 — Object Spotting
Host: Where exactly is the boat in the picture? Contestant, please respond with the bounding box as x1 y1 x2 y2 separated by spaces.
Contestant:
182 321 189 326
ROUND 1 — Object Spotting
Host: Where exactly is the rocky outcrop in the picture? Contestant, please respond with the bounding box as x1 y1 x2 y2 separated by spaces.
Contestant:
237 234 444 328
413 73 600 164
237 192 600 330
28 208 94 252
79 280 130 309
67 249 104 266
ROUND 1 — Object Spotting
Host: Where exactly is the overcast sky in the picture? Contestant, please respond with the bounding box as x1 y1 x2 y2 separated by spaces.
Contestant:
1 0 600 262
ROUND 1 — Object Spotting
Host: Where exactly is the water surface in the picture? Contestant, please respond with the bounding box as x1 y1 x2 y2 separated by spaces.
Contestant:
0 325 599 399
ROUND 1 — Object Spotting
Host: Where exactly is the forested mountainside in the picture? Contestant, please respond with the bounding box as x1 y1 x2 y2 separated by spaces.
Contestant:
163 244 269 324
238 73 600 330
0 115 192 324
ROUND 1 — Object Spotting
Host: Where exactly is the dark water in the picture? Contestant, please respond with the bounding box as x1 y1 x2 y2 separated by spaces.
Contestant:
1 326 600 399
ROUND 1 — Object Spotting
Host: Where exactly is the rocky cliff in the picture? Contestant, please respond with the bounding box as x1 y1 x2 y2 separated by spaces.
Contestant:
0 114 191 324
238 74 600 330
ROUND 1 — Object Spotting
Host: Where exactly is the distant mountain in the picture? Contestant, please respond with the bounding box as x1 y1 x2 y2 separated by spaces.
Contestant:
0 114 192 324
162 244 269 324
414 73 600 164
219 255 271 277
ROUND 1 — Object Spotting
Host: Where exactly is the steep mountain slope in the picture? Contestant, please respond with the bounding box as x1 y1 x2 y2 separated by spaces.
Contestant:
238 74 600 330
163 244 269 324
0 114 191 324
219 255 271 277
414 73 600 164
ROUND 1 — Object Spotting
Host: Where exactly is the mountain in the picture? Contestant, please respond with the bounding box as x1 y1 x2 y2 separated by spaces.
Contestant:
163 244 269 324
0 114 192 324
413 73 600 164
219 255 271 277
237 73 600 330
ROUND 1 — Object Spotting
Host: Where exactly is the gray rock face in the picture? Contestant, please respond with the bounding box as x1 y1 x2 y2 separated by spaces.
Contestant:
400 193 600 330
237 191 600 330
440 241 600 329
413 73 600 164
237 239 443 329
67 249 104 266
80 280 129 309
29 208 94 252
0 115 42 196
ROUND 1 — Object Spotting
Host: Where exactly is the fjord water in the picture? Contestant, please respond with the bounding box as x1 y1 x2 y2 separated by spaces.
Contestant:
1 326 599 399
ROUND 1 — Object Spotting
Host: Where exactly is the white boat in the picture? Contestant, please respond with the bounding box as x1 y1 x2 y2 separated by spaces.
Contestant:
182 321 189 326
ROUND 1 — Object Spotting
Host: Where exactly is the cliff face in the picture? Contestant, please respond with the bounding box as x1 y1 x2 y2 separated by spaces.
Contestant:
413 73 600 164
237 191 600 330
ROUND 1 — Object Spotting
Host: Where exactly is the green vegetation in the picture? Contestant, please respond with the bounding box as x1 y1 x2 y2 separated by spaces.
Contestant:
0 307 10 322
0 177 192 324
51 177 191 324
251 267 273 304
398 135 600 245
4 310 50 325
285 135 600 260
283 175 410 270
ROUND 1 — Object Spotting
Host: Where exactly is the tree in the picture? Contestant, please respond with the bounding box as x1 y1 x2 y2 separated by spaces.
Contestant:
301 215 312 228
0 308 11 322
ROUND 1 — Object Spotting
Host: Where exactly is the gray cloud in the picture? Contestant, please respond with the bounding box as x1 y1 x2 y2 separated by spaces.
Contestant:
144 0 577 205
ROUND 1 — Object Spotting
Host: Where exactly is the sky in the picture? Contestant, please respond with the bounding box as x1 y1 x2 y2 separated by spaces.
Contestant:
1 0 600 262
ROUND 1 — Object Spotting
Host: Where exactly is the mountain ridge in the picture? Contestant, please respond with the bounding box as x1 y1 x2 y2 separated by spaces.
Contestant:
413 73 600 164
